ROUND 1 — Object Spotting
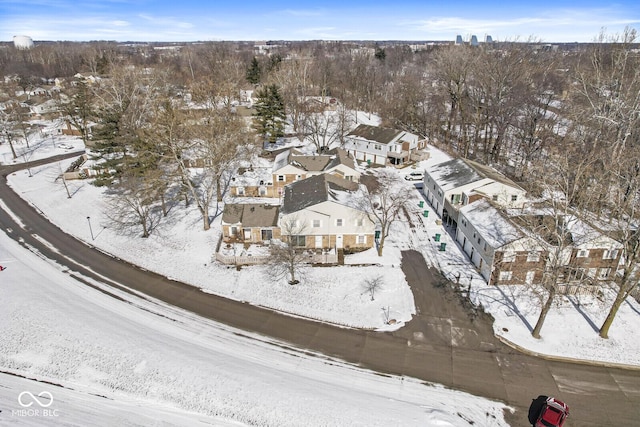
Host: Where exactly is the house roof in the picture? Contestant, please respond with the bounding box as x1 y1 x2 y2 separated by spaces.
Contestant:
428 158 522 193
281 173 359 215
347 124 403 144
273 148 356 173
460 199 523 248
222 203 279 227
428 158 485 192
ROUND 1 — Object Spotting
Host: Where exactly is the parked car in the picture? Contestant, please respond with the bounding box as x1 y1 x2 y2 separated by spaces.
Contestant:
404 172 424 181
535 397 569 427
58 143 74 150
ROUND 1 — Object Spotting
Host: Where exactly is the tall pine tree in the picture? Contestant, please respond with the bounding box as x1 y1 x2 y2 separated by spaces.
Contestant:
246 57 261 85
253 84 286 144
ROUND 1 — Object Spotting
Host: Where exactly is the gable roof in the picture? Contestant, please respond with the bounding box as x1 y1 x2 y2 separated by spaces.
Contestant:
428 158 522 192
273 148 356 173
428 158 485 191
347 124 403 144
281 174 359 215
222 203 279 227
460 199 523 248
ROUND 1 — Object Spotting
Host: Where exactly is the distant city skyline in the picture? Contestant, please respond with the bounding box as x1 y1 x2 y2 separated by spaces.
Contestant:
2 0 639 43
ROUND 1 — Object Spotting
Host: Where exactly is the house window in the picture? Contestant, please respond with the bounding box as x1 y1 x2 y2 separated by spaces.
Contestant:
313 219 321 228
499 271 513 281
277 175 285 182
356 218 364 227
356 235 366 244
603 249 619 260
503 251 516 262
577 249 589 258
237 187 245 195
492 194 499 201
230 226 238 237
374 144 382 150
259 187 267 196
598 268 611 280
461 219 467 227
336 219 343 226
451 194 461 204
296 174 302 181
527 251 540 262
261 229 272 241
291 235 306 246
511 195 518 202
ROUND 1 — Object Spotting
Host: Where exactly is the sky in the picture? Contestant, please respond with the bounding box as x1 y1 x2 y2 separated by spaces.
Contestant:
1 0 640 43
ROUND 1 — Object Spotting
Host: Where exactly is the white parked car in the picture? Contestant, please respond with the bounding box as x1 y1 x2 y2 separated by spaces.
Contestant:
58 143 74 150
404 172 424 181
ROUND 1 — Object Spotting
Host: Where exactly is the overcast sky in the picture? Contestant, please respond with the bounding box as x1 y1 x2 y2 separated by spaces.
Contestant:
1 0 639 43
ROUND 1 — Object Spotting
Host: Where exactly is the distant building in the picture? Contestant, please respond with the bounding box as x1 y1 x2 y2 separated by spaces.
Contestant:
13 35 34 50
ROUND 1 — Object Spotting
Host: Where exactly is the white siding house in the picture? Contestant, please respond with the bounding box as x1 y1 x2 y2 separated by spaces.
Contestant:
423 158 526 228
343 124 427 166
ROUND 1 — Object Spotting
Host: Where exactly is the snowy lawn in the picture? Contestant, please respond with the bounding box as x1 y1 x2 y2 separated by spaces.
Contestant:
0 231 511 426
3 124 640 369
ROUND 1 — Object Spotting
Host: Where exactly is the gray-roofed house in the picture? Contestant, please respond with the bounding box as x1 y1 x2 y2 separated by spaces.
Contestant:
279 174 374 251
221 203 280 244
423 158 526 228
271 147 360 198
456 199 547 285
457 199 622 287
343 124 427 166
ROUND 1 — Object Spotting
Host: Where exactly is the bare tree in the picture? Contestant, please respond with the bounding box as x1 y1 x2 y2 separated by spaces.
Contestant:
362 275 384 301
523 144 603 339
105 170 165 238
357 170 414 256
268 216 309 285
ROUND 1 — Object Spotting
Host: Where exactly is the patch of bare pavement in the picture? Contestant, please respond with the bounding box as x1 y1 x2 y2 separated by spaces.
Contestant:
2 161 640 426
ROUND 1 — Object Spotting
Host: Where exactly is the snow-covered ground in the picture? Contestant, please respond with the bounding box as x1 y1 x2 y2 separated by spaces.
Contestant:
0 230 510 426
2 117 640 367
1 115 639 424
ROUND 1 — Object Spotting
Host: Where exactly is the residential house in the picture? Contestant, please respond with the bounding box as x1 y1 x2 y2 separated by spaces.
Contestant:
343 124 428 166
279 174 375 251
457 199 623 287
423 158 526 228
221 203 280 244
556 215 623 284
229 166 274 198
269 147 360 197
456 199 547 285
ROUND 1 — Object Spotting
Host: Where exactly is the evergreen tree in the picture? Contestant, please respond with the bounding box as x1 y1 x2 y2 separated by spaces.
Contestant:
246 57 261 85
253 84 286 144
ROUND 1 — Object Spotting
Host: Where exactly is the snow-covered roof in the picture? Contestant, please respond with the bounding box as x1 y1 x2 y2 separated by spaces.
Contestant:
460 199 523 248
281 174 359 214
428 158 522 193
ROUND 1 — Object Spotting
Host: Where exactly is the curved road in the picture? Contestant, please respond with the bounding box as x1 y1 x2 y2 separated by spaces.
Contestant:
2 156 640 426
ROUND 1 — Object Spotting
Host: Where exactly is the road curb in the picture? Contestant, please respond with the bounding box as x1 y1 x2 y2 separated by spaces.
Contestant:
496 334 640 371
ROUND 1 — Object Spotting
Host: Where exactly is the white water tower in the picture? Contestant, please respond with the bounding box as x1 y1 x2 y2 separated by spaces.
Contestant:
13 35 34 50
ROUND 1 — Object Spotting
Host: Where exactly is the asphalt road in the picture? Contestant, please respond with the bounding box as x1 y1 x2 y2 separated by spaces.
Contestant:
2 157 640 426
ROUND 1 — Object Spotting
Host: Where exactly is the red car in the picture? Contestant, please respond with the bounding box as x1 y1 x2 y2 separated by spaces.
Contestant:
535 397 570 427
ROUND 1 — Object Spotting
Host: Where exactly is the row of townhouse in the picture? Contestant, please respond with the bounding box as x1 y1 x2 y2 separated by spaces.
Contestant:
228 147 360 199
423 159 622 288
222 149 376 259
